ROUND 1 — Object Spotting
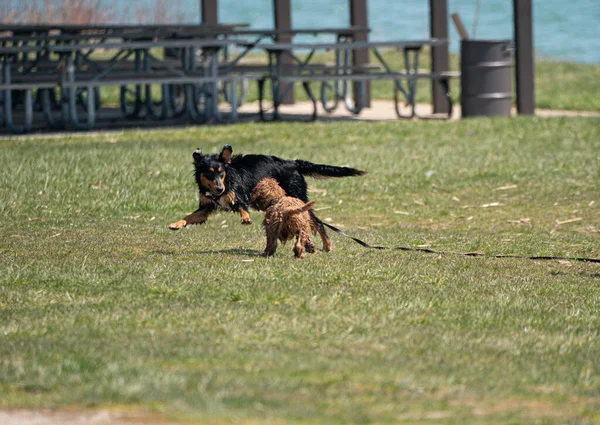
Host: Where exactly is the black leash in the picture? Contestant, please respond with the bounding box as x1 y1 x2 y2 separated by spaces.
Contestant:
320 221 387 250
320 222 600 264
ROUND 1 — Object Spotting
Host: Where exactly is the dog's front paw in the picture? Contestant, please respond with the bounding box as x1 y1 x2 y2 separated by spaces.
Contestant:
240 209 253 225
169 220 187 230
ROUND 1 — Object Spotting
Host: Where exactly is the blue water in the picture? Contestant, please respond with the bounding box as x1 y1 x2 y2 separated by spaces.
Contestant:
221 0 600 64
169 0 600 63
16 0 600 63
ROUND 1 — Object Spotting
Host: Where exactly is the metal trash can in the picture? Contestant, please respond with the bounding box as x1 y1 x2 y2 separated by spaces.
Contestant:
460 40 513 117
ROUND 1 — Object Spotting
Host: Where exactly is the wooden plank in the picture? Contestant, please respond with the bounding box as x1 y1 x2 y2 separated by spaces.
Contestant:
450 13 469 40
273 0 295 104
350 0 371 107
430 0 450 114
513 0 535 115
201 0 218 24
256 39 447 51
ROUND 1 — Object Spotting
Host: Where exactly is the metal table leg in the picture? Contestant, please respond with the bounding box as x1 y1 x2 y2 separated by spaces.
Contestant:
271 50 282 120
119 50 144 118
2 60 33 134
185 46 209 123
371 47 415 119
207 47 221 122
343 46 364 115
143 49 170 120
40 87 64 129
64 57 96 130
0 63 3 128
320 46 342 113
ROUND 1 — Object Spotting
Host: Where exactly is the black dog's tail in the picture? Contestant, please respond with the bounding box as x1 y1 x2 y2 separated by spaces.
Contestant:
294 160 367 179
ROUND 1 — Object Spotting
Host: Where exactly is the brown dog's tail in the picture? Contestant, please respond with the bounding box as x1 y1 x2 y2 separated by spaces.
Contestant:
294 160 367 179
283 200 316 220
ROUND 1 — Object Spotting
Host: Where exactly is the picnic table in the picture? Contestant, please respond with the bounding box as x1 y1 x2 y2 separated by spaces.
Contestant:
213 26 370 106
248 39 460 121
0 36 247 132
0 23 253 125
0 24 372 133
0 24 460 132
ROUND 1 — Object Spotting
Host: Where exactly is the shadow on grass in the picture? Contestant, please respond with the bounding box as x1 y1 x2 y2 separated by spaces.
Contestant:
0 107 405 137
153 248 262 257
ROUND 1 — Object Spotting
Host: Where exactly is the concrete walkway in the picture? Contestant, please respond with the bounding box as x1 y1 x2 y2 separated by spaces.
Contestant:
236 100 600 121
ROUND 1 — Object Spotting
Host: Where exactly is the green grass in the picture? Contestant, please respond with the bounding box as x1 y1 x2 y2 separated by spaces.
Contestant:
1 117 600 424
534 60 600 111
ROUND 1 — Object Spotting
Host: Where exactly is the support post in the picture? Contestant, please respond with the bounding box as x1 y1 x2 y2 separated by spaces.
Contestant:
350 0 371 107
274 0 294 104
201 0 218 24
430 0 450 114
513 0 535 115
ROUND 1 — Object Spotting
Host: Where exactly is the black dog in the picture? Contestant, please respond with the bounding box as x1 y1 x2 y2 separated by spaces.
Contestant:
169 144 366 251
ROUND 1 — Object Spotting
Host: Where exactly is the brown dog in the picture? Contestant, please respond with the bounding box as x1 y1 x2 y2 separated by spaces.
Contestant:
252 178 329 258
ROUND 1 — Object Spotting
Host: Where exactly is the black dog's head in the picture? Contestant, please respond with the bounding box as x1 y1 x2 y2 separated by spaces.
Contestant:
193 144 233 196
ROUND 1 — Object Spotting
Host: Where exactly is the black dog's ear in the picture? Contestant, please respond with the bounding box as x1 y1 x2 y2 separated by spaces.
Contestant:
219 144 232 164
192 148 203 162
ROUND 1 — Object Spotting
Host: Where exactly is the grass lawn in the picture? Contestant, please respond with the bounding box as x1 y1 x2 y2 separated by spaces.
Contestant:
1 116 599 424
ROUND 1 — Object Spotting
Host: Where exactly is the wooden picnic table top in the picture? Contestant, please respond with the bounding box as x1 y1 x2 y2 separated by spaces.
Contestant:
0 25 368 44
0 23 249 44
0 37 241 55
247 39 449 51
231 26 369 37
0 23 247 34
